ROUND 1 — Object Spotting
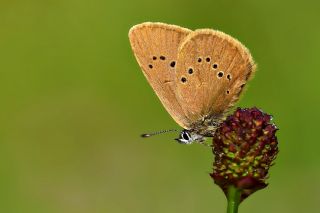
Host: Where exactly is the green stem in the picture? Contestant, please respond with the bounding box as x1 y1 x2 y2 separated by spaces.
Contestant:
226 185 241 213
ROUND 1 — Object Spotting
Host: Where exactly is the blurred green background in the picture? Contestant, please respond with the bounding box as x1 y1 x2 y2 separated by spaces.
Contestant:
1 0 319 212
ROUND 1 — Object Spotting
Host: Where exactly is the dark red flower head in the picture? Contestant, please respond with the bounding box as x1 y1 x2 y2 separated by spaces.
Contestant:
210 107 278 201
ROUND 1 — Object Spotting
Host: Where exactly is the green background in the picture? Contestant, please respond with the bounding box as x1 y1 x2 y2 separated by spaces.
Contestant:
1 0 319 212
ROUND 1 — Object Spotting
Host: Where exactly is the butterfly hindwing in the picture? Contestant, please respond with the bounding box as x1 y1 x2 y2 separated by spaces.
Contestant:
175 29 256 122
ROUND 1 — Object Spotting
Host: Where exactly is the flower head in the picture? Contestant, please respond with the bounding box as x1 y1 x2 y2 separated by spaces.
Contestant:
210 107 278 201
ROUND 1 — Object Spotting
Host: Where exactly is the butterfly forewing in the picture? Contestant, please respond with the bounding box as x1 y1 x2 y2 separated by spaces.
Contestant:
129 23 193 129
175 29 256 122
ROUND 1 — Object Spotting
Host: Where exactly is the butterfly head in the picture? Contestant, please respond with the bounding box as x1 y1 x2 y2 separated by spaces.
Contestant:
175 129 205 144
141 129 205 144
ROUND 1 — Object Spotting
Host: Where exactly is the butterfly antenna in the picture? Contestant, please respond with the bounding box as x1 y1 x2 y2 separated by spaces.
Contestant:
141 129 178 138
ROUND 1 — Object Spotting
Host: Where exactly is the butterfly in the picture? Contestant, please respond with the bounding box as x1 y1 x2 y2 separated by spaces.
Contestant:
129 22 256 144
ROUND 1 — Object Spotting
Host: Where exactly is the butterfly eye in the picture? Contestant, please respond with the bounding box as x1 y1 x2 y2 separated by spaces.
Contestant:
170 61 176 67
188 68 193 74
206 57 211 62
182 132 190 140
198 58 202 62
227 90 230 94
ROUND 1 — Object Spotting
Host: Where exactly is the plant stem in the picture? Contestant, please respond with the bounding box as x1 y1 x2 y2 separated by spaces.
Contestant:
226 185 241 213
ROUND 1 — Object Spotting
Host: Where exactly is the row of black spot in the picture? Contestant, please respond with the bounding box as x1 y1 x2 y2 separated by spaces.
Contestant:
198 57 211 62
149 55 219 70
181 69 231 81
148 54 231 82
149 55 233 95
148 55 176 69
152 55 166 60
197 57 219 70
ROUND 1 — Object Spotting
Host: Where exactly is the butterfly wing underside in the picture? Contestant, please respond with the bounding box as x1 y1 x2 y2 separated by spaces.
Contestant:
175 30 256 122
129 23 192 129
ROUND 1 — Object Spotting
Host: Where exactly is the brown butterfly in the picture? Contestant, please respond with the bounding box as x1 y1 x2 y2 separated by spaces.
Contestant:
129 22 256 144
